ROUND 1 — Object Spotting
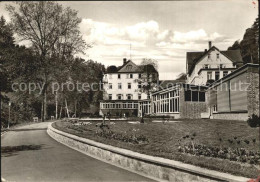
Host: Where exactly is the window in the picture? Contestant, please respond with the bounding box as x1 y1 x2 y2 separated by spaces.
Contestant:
208 54 211 59
207 72 212 80
204 64 209 69
223 71 228 77
139 74 142 78
108 94 112 100
213 105 217 112
127 94 132 100
138 82 141 89
185 90 191 101
199 92 205 102
192 91 199 102
185 90 205 102
218 64 223 69
118 83 122 89
128 83 131 89
217 53 220 59
130 74 133 78
118 74 121 79
215 71 220 80
117 94 122 100
126 65 132 70
138 94 141 100
109 83 112 89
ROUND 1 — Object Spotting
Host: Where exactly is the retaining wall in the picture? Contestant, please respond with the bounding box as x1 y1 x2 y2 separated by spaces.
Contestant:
47 123 249 182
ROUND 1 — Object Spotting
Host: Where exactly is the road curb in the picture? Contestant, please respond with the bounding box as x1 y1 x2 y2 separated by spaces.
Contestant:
47 123 250 182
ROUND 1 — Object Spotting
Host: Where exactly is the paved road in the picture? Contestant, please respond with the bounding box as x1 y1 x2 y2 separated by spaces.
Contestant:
1 122 155 182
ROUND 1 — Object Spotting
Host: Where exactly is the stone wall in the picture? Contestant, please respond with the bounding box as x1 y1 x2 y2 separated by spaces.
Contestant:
247 69 259 117
47 123 249 182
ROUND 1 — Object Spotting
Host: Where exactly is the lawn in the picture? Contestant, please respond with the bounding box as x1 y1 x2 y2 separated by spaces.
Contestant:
53 119 260 178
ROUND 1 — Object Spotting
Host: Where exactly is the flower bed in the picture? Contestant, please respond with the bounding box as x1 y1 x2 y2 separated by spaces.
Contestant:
53 119 260 178
178 144 260 165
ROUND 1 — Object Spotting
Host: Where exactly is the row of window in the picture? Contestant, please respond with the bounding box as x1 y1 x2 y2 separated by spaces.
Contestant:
101 102 139 109
140 101 151 114
152 90 180 113
184 90 206 102
203 64 226 69
207 71 229 81
108 94 142 100
207 53 220 59
107 73 142 79
108 82 141 89
152 90 180 101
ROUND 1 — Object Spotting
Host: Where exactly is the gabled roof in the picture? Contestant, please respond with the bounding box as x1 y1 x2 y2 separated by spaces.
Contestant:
106 59 158 74
187 46 243 75
117 60 142 73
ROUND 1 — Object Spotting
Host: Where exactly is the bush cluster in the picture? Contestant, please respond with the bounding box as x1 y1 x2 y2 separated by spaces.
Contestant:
247 114 260 128
96 130 148 144
178 144 260 164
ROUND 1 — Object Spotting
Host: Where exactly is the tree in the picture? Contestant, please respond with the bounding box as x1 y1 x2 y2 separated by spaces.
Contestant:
227 40 241 50
0 16 40 126
7 2 88 121
140 58 158 71
136 58 159 99
228 18 259 64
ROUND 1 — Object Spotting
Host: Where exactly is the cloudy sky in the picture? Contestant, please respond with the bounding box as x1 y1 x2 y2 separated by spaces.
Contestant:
0 1 258 80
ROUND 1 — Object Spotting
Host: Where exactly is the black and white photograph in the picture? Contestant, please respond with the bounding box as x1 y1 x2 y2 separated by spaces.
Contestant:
0 1 259 182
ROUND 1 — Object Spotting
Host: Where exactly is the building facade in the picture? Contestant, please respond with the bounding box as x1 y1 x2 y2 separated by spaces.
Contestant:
186 41 243 85
148 83 208 119
100 59 158 117
207 63 259 121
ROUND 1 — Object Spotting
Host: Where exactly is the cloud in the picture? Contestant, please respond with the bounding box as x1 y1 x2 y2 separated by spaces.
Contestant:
170 29 225 44
79 19 234 80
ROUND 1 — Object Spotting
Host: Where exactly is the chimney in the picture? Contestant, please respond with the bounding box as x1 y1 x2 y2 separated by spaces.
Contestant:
123 58 127 64
208 41 212 49
204 49 207 52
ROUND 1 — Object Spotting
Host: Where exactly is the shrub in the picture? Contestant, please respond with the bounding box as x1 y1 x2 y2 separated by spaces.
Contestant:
247 114 260 128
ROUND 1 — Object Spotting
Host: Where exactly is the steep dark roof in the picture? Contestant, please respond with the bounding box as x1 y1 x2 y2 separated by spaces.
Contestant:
220 50 243 64
187 46 243 75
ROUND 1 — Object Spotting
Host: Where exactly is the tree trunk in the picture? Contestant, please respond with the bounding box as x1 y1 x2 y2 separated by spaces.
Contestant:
41 98 44 122
65 98 70 118
59 105 63 119
44 88 47 120
74 100 77 117
55 92 58 119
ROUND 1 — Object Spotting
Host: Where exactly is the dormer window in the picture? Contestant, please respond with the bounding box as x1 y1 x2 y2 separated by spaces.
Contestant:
126 65 133 71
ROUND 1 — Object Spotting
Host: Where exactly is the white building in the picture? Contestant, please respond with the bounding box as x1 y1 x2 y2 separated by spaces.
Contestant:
186 41 243 85
100 58 158 117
